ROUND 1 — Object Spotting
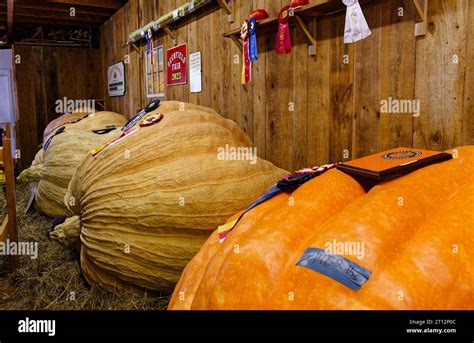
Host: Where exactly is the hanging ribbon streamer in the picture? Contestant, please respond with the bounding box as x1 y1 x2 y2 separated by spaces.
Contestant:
275 5 292 54
148 28 154 64
248 18 258 62
144 28 154 65
241 20 251 84
217 163 338 242
343 0 371 44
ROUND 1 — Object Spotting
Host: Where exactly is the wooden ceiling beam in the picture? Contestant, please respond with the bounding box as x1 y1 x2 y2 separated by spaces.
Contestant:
6 0 12 35
0 5 106 23
3 14 101 27
46 0 123 10
14 2 115 17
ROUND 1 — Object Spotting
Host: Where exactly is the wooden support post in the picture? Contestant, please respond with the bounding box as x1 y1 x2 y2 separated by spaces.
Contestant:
123 41 141 54
3 124 19 271
0 215 8 242
31 26 43 40
217 0 234 23
7 0 14 37
294 15 317 55
130 42 141 54
163 26 177 45
412 0 428 37
230 34 243 52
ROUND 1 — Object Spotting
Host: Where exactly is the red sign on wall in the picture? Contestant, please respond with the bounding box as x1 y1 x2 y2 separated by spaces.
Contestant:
167 44 187 86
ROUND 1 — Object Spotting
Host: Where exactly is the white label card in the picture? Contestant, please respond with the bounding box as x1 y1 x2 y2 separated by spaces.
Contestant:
189 51 202 93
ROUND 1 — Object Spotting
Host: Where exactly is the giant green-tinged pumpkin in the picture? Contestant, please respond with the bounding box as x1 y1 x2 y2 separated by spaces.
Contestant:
18 129 120 217
44 111 127 141
19 110 128 216
169 146 474 310
43 109 94 140
52 102 287 293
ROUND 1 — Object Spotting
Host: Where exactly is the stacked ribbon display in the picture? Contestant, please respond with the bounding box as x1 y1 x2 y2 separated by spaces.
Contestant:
275 5 292 54
241 10 264 85
218 163 338 242
343 0 371 43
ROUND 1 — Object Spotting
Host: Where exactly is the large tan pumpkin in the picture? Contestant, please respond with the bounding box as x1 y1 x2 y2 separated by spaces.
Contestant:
169 146 474 310
52 102 287 293
18 129 120 217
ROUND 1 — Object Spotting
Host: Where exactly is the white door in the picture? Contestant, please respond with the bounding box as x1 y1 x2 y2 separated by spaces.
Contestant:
0 69 16 153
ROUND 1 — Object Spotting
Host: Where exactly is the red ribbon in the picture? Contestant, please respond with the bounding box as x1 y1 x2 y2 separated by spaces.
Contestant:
275 5 292 54
241 20 251 84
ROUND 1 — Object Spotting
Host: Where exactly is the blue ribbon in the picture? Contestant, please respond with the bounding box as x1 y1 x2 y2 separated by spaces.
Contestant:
248 18 258 61
296 247 371 291
144 32 151 56
227 171 325 231
218 165 338 241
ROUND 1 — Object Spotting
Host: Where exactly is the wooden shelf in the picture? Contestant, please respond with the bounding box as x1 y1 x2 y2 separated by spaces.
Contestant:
223 0 356 38
223 0 428 51
126 0 214 46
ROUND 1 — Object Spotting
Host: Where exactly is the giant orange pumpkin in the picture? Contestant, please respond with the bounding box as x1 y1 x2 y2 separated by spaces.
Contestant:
169 146 474 310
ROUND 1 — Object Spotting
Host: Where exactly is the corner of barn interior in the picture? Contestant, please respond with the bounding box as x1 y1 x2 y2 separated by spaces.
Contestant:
0 0 472 311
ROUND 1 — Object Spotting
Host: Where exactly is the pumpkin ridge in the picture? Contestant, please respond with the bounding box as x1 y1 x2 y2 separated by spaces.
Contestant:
355 181 474 310
190 193 293 309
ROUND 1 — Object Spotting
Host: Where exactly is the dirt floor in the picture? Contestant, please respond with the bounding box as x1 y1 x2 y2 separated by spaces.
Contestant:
0 183 171 310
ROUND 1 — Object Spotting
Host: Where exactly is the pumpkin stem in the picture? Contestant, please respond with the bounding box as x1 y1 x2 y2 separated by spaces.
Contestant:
50 215 81 245
17 164 44 183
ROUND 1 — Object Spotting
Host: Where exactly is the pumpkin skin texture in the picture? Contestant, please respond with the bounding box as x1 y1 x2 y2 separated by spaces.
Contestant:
19 110 127 216
168 194 290 310
44 111 127 141
43 111 91 140
169 146 474 310
169 169 366 310
349 181 474 310
18 129 119 217
59 105 287 293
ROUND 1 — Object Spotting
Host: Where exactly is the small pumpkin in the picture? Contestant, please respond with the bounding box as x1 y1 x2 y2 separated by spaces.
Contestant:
52 103 287 293
169 146 474 310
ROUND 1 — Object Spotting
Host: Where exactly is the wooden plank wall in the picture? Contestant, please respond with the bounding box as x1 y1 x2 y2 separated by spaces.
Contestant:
13 45 101 170
99 0 474 172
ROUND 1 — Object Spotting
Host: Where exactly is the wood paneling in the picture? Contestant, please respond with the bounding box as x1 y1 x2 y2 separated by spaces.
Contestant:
99 0 474 171
13 44 101 170
414 0 470 151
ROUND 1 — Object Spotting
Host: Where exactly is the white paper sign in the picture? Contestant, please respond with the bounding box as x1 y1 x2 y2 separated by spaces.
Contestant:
108 62 125 97
189 51 202 93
